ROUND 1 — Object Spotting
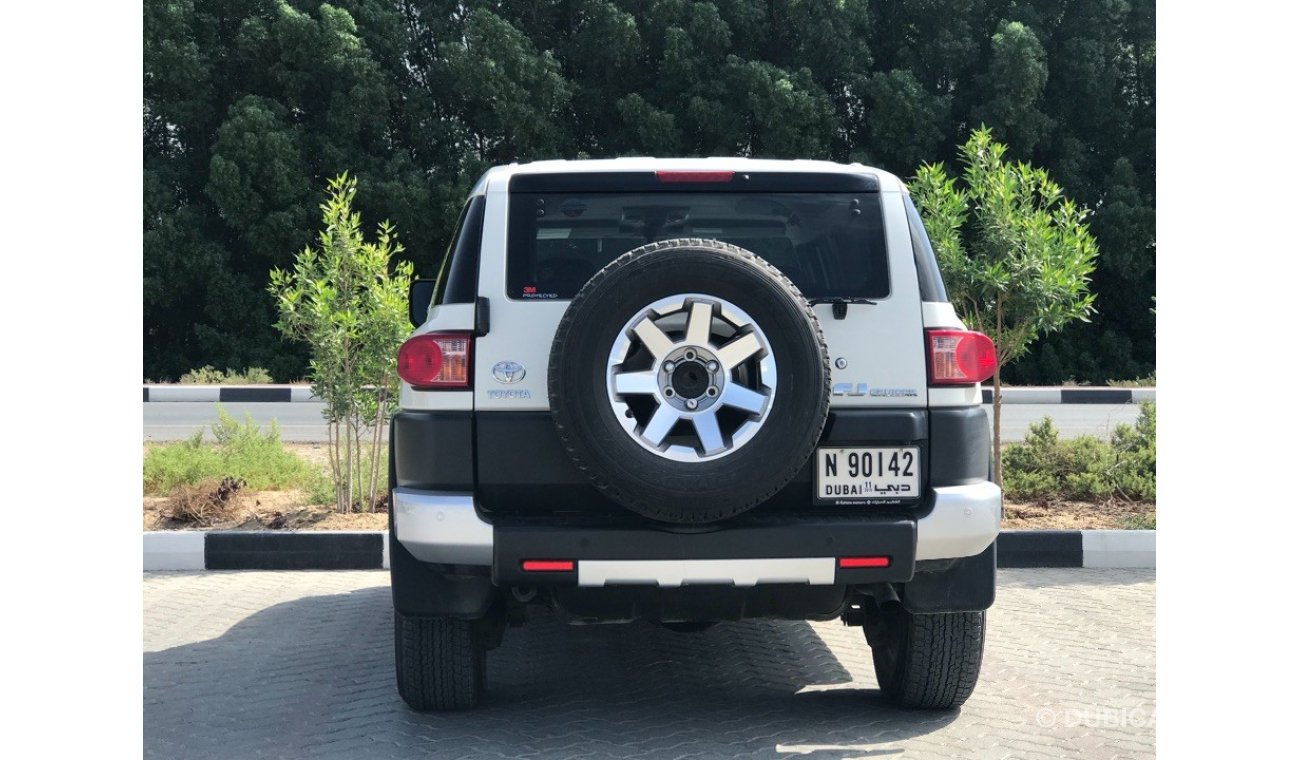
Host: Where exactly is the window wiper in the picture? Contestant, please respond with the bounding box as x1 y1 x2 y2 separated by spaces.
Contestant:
808 296 878 319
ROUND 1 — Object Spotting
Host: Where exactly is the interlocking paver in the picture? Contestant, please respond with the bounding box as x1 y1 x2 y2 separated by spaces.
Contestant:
144 568 1154 759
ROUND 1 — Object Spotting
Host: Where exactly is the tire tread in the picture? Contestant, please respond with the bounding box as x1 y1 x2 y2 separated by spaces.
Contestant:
394 610 482 711
874 609 985 709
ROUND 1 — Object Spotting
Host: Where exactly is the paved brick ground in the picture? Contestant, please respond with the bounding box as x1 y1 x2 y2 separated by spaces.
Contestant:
144 569 1154 759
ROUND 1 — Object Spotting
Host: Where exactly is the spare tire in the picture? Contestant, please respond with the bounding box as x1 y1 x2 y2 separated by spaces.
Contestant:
548 238 830 524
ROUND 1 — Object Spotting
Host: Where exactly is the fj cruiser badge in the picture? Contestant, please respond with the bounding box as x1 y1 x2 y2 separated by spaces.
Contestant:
832 383 918 397
492 361 526 384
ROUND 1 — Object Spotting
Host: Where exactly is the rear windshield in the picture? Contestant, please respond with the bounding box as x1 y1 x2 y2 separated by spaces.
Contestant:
506 192 889 300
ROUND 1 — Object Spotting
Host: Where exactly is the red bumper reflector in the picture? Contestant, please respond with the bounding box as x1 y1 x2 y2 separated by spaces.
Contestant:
521 560 575 572
655 170 735 183
838 556 891 569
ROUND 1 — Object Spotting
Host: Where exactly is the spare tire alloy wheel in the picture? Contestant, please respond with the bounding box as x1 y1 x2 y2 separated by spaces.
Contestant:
608 293 775 461
549 239 831 524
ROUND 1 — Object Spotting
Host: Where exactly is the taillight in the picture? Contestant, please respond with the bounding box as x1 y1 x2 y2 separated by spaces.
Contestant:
926 329 996 385
655 170 735 183
397 332 473 389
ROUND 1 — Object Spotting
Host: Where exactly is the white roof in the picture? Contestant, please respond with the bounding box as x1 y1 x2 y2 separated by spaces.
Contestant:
474 157 903 194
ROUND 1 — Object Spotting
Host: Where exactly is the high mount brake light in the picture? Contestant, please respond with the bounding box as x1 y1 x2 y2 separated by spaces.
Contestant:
926 329 996 385
397 332 473 389
654 170 735 183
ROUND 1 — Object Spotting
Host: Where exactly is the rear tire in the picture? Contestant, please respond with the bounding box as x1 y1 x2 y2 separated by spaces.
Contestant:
866 604 985 709
394 609 484 711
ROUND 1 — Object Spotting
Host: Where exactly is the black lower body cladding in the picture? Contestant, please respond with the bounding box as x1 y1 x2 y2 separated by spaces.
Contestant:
392 406 991 516
547 238 831 524
391 411 474 491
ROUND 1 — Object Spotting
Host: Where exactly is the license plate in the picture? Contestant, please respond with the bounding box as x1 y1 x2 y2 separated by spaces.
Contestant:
816 447 920 503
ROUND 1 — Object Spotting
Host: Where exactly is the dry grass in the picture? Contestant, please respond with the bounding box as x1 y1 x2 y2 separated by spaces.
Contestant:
1001 499 1155 530
164 477 247 526
145 487 388 531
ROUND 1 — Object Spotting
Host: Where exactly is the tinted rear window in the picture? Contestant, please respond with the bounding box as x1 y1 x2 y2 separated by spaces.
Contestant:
506 193 888 300
433 195 486 305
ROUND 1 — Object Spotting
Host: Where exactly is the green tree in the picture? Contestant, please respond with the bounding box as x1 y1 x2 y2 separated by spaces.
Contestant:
145 0 1155 386
268 174 412 512
912 127 1099 481
975 21 1050 154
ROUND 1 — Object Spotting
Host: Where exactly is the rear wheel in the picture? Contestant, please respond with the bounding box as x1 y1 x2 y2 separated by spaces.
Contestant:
393 610 484 711
865 604 985 709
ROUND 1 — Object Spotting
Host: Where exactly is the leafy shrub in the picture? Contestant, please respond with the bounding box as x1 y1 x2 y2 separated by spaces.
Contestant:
1002 402 1155 502
1106 372 1156 388
143 407 323 494
269 174 411 513
179 366 274 384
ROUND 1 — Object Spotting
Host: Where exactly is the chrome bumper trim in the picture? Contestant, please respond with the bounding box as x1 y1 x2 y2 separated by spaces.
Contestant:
915 481 1002 561
392 488 493 565
577 557 836 588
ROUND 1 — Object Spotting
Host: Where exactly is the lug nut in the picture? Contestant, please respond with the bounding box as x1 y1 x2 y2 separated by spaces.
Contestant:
663 362 675 373
707 360 718 371
686 399 698 410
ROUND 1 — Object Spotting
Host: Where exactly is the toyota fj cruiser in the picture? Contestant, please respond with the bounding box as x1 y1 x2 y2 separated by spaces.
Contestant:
390 158 1000 712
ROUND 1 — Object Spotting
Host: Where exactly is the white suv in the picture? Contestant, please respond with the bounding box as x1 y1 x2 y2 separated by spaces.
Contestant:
389 158 1001 711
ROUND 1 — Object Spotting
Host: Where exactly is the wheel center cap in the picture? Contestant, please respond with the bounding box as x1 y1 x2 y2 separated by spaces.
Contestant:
657 344 725 411
671 362 709 399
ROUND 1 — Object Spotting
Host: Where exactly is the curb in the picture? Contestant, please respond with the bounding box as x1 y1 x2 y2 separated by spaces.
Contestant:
144 385 318 403
144 384 1155 405
981 387 1155 404
143 530 1154 572
145 531 389 571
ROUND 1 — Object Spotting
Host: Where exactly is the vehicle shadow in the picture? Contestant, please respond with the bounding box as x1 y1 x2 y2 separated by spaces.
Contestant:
145 585 958 759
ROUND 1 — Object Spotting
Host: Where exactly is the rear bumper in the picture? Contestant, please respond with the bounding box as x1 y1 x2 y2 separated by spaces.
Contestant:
916 481 1002 560
391 481 1000 587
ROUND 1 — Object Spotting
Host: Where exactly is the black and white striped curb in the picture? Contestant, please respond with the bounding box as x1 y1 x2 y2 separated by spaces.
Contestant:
144 384 1155 404
144 531 390 571
981 387 1156 404
144 385 319 403
143 529 1154 571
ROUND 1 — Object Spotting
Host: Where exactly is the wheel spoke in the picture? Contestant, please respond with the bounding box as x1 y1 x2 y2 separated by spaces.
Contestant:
685 301 714 347
720 384 766 414
693 410 725 455
717 332 762 369
641 404 680 446
613 371 657 395
633 317 676 360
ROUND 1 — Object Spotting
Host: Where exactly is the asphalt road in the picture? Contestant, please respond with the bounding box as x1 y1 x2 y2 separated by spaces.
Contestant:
143 401 1146 443
144 568 1155 759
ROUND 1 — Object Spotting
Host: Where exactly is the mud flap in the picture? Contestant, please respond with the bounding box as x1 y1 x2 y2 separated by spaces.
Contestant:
901 542 996 613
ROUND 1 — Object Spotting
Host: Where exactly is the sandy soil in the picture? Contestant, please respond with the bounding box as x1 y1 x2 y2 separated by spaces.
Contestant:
1000 498 1154 530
